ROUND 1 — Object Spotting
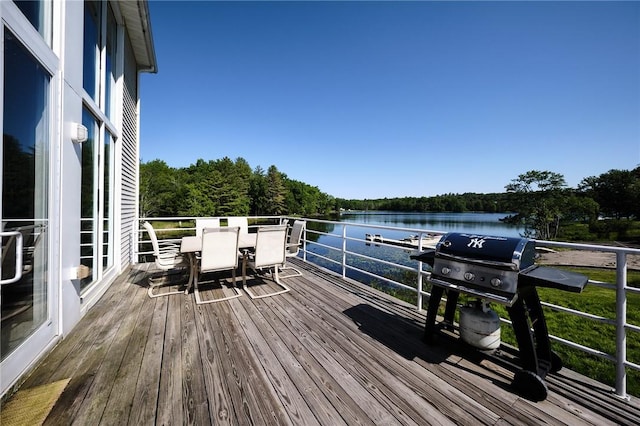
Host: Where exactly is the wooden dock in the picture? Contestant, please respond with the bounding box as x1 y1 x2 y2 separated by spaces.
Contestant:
365 233 441 249
5 258 640 425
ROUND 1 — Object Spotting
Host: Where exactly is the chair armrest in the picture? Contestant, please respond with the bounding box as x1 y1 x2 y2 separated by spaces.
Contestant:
158 241 180 249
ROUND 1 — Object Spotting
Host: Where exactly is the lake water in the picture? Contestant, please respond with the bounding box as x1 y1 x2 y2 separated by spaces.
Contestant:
304 211 525 285
337 211 524 238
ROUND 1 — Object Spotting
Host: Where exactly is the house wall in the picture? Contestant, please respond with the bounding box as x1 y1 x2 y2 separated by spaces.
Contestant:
0 0 155 398
59 0 84 334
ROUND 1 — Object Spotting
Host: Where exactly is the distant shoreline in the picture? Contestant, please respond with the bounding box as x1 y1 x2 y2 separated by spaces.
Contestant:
539 250 640 271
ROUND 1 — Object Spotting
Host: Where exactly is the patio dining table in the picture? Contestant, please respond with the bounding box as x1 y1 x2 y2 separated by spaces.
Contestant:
180 233 257 293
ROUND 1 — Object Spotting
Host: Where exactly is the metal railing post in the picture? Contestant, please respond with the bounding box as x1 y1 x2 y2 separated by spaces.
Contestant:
615 252 628 399
133 220 139 264
302 226 307 262
342 224 347 279
416 233 424 311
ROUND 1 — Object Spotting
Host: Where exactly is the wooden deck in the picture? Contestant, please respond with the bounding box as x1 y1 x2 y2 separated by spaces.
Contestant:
10 259 640 425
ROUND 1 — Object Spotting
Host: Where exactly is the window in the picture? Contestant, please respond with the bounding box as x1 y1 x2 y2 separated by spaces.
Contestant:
13 0 52 45
102 131 114 270
80 112 115 291
80 109 98 290
83 0 101 101
80 1 119 291
105 5 117 119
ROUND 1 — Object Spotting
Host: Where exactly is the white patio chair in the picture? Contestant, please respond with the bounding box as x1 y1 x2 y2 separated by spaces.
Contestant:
196 218 220 237
143 221 189 298
242 225 290 299
280 220 305 278
227 217 248 235
194 226 242 304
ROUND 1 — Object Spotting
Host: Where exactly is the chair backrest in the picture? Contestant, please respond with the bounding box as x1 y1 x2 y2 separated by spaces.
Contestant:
200 227 240 272
227 217 248 235
196 218 221 237
253 225 287 268
286 220 306 256
142 221 160 256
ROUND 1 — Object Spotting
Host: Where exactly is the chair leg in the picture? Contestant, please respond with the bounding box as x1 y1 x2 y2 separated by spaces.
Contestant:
243 265 291 299
279 264 303 278
147 271 188 298
194 270 242 304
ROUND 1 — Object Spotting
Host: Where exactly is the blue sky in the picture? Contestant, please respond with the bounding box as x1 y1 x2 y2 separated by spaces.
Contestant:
140 1 640 199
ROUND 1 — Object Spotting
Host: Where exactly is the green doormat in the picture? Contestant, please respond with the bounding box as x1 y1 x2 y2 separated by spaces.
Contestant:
1 379 70 426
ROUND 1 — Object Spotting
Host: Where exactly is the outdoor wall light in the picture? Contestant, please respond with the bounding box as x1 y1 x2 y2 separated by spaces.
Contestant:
70 123 88 143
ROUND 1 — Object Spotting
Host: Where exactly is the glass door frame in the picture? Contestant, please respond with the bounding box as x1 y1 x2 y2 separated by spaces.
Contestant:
1 1 60 396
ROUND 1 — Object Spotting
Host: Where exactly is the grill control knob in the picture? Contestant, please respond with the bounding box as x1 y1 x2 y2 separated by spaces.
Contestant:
441 267 451 275
490 278 502 288
463 272 475 281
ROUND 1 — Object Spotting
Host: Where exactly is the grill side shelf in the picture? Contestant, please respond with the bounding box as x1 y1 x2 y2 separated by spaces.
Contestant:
519 266 588 292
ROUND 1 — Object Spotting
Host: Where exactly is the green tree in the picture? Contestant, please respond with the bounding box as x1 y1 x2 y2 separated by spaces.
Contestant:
265 165 287 214
562 194 600 224
503 170 568 239
179 160 223 216
139 159 181 217
249 166 269 215
215 157 251 216
579 169 639 219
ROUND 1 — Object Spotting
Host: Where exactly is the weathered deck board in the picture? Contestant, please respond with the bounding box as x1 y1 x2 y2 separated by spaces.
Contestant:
271 291 452 425
5 259 640 425
294 272 510 425
156 293 185 425
219 296 298 425
128 294 168 425
42 267 149 425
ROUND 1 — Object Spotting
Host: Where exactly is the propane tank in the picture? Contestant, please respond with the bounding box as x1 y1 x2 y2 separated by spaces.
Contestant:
459 299 501 350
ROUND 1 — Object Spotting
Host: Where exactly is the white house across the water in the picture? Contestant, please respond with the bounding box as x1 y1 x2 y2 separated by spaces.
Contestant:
1 0 157 398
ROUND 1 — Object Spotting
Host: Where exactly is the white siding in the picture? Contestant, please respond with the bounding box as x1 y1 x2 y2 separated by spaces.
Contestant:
120 35 139 267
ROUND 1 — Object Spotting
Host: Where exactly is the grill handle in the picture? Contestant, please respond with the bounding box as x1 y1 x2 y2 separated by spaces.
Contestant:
410 249 435 267
435 252 519 271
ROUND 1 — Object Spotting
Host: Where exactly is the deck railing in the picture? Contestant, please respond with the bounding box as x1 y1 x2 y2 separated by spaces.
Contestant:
137 215 640 400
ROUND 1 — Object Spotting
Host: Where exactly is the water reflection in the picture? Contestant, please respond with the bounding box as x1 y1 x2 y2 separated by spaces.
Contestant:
338 211 523 237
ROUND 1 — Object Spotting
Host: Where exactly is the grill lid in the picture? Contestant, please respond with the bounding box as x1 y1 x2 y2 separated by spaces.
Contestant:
435 233 536 270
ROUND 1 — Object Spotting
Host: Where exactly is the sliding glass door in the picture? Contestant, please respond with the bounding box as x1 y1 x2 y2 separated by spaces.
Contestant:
1 27 56 393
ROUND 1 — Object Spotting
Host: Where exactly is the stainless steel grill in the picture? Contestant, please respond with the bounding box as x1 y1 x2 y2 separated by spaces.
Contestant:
411 232 589 401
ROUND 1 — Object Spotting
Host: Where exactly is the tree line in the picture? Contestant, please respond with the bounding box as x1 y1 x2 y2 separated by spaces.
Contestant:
140 157 335 218
140 158 639 240
338 168 640 240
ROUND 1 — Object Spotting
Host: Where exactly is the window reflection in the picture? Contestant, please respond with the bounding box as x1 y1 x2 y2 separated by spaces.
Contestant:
105 5 117 119
103 131 114 270
1 29 50 360
83 0 100 101
81 109 97 289
13 0 52 45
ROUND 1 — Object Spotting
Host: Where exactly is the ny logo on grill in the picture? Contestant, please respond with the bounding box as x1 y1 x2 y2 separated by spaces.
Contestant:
467 238 486 249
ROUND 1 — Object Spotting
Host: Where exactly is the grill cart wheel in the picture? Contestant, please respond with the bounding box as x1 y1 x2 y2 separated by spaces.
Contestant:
550 350 563 373
513 369 548 402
